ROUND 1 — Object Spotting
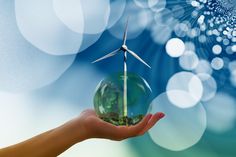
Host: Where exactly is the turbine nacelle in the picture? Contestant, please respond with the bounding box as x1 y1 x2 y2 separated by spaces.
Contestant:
121 44 128 51
92 19 151 69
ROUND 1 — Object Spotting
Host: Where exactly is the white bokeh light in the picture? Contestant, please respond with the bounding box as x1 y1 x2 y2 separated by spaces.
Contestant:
166 90 201 109
109 1 150 40
166 72 203 108
148 0 166 13
0 0 75 92
53 0 84 33
232 45 236 52
78 33 103 52
80 0 110 33
194 59 213 75
150 23 172 44
184 41 196 51
174 23 190 38
172 5 185 19
228 61 236 72
53 0 113 52
53 0 110 34
150 8 179 44
228 61 236 87
15 0 84 55
154 9 178 27
230 72 236 87
133 0 150 8
107 0 126 29
197 73 217 102
166 38 185 58
211 57 224 70
203 92 236 133
179 50 199 70
148 92 206 151
212 44 222 55
191 0 236 46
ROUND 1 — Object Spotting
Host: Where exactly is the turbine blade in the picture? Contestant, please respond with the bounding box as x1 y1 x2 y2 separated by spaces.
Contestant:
127 49 151 69
123 18 129 45
92 49 120 63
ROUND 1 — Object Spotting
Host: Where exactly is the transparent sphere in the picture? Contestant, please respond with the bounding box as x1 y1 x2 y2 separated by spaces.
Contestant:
93 73 152 126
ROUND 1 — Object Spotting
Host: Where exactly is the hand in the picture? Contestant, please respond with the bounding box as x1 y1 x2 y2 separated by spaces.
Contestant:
78 109 165 141
0 109 165 157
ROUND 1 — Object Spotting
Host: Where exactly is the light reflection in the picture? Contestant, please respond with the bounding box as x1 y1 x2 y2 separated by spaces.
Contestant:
166 72 203 108
148 92 206 151
0 0 75 92
203 92 236 133
15 0 83 55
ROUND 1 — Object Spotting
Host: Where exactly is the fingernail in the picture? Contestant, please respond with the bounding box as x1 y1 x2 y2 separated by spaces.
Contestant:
158 113 165 119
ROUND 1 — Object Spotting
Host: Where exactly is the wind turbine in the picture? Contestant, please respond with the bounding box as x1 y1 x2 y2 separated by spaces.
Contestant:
92 19 151 118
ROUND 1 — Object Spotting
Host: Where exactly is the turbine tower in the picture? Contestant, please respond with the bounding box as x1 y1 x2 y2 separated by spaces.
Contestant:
92 19 151 118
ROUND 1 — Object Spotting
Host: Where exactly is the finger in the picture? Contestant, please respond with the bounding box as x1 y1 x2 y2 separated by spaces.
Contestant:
123 114 152 137
141 112 165 134
92 114 153 140
138 112 165 135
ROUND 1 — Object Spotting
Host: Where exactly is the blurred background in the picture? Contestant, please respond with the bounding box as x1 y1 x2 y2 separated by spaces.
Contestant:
0 0 236 156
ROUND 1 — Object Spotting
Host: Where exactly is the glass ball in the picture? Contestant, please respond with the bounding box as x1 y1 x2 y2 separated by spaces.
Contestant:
93 73 152 126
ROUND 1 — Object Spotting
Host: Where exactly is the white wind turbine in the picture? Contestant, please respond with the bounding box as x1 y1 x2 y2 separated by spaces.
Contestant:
92 19 151 118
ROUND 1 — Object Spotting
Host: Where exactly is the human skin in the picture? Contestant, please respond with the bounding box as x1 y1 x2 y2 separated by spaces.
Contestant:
0 109 165 157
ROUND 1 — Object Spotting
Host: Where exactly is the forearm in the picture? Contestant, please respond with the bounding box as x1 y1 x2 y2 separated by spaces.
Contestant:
0 109 163 157
0 118 87 157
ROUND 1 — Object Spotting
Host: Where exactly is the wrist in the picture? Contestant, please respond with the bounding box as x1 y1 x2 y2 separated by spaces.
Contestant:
61 117 90 144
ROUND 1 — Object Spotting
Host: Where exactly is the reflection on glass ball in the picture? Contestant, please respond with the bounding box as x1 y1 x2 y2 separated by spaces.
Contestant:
93 73 152 126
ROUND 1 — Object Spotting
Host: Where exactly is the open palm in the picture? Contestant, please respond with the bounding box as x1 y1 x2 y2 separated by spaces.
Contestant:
80 109 165 141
